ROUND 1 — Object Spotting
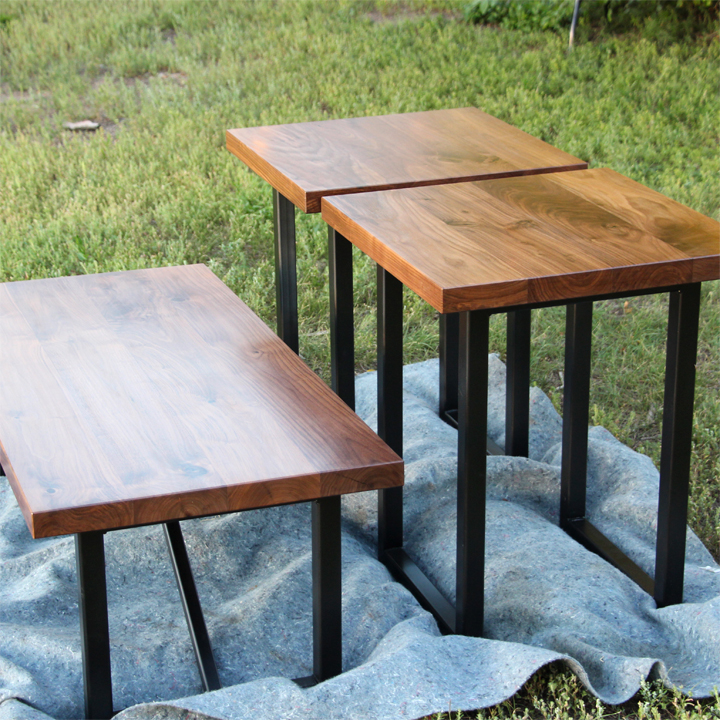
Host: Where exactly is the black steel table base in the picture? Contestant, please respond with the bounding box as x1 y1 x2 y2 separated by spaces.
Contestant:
372 267 487 637
455 309 489 637
654 284 701 606
273 190 299 354
505 309 531 458
381 547 455 635
325 207 704 631
441 409 505 457
292 495 343 686
328 228 355 410
377 266 404 556
311 495 343 681
76 531 113 720
74 495 344 718
560 301 593 527
440 310 531 460
163 521 221 692
559 285 702 607
439 313 459 420
564 518 654 595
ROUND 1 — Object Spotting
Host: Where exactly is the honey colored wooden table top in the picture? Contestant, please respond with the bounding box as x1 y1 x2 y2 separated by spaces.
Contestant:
0 265 402 539
226 107 587 213
321 168 720 313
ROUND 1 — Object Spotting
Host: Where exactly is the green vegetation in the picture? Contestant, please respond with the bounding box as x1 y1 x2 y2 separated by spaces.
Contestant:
464 0 575 32
423 664 720 718
464 0 718 42
1 1 718 716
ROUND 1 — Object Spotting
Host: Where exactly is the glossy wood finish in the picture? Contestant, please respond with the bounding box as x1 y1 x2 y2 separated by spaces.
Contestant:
0 265 403 539
322 168 720 313
227 107 587 213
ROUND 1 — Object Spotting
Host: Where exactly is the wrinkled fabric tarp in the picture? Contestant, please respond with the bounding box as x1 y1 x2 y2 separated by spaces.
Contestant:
1 358 718 720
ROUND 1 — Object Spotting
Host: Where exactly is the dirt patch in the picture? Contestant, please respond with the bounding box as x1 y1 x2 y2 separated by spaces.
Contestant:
0 88 52 104
97 116 123 137
127 71 188 86
90 70 188 92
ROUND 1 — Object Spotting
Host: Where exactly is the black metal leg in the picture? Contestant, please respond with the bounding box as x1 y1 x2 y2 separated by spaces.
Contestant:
455 310 489 638
655 283 701 607
328 227 355 411
559 299 655 596
273 189 299 354
560 301 593 527
505 309 531 457
439 313 459 422
312 495 342 681
163 521 220 692
76 531 113 720
377 265 404 557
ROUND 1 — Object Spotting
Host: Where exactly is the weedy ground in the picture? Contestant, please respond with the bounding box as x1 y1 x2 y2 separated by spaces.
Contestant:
1 1 718 717
422 662 720 718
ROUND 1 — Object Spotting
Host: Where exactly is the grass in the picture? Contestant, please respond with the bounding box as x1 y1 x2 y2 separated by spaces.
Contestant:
1 0 718 717
421 663 720 719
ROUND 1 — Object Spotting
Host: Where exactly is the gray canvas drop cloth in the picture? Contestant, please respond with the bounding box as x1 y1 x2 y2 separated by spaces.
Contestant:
1 357 719 720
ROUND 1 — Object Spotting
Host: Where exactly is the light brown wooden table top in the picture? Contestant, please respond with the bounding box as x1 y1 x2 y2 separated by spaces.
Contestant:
226 107 587 213
0 265 402 539
321 168 720 313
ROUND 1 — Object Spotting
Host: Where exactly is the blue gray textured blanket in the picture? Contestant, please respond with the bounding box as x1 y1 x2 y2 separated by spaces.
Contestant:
1 358 718 720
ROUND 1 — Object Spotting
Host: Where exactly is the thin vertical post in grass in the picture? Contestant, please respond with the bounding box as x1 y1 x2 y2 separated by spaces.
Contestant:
569 0 582 48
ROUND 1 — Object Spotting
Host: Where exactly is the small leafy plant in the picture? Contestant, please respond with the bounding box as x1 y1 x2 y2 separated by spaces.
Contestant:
464 0 575 32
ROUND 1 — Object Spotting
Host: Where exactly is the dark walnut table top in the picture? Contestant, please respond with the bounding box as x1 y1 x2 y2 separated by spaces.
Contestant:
321 168 720 313
0 265 402 539
226 107 587 213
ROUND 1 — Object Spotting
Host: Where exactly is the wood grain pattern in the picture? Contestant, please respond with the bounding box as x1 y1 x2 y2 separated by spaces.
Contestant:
0 265 402 538
226 107 588 213
321 168 719 313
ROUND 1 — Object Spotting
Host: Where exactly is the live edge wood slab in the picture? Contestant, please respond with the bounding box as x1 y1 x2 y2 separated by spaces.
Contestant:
321 168 720 313
0 265 402 539
226 107 588 213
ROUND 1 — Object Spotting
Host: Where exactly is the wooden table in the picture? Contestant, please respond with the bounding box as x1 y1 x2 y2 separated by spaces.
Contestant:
226 108 587 442
0 264 402 718
321 168 719 636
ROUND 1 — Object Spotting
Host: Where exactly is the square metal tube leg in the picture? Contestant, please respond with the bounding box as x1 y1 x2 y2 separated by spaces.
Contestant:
75 531 113 720
163 520 220 692
505 309 531 458
455 310 489 638
273 189 299 354
313 496 342 681
377 265 404 557
328 227 355 410
654 283 701 607
560 301 593 527
439 313 459 419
